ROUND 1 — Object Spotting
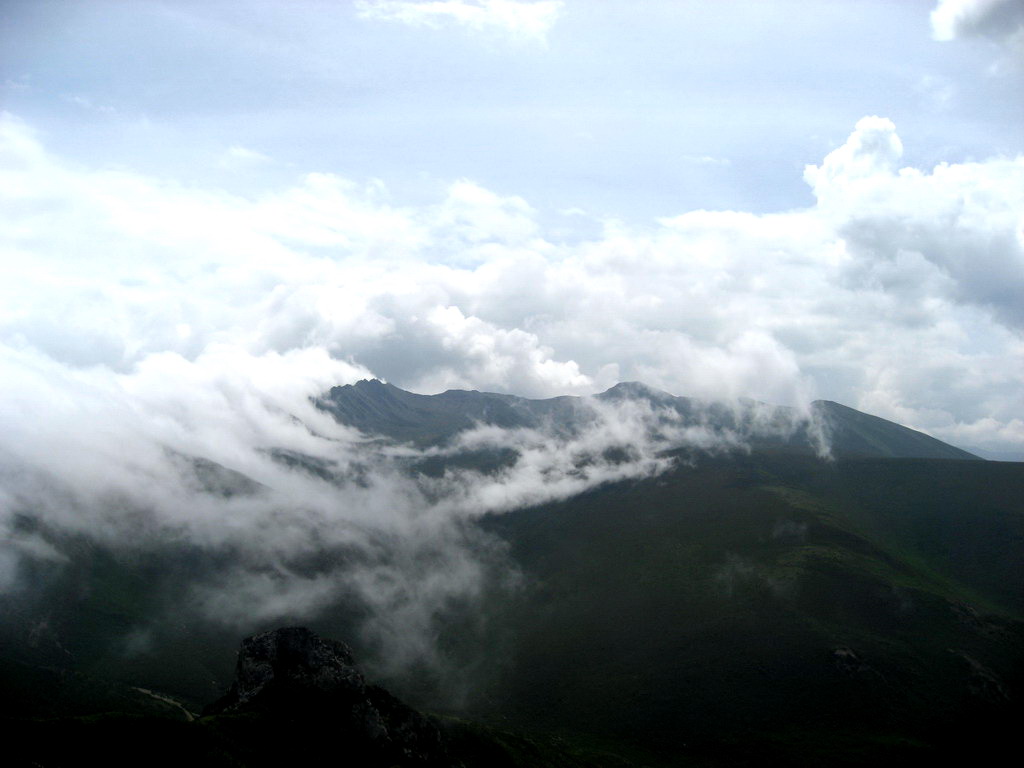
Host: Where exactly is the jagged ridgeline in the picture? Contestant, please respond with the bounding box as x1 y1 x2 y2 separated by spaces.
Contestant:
3 381 1020 767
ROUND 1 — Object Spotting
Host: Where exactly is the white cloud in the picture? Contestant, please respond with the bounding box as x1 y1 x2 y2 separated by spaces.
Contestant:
219 144 272 169
3 109 1024 672
2 112 1023 448
805 117 1024 330
354 0 563 44
680 154 731 167
432 179 539 247
804 116 904 190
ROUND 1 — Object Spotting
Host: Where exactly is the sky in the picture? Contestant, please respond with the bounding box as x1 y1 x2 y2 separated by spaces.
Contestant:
1 0 1023 678
2 0 1022 453
1 0 1024 473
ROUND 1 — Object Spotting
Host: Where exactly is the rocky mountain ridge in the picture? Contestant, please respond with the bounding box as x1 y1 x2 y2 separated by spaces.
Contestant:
318 379 979 460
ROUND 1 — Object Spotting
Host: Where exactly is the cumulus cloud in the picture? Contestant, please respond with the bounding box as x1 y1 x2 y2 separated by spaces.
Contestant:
3 110 1022 446
804 116 904 189
806 116 1024 329
355 0 563 44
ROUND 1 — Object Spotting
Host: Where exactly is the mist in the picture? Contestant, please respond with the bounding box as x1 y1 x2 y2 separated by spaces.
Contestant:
2 323 829 687
8 101 1019 685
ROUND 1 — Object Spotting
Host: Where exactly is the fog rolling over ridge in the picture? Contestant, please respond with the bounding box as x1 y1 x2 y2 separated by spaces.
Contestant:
3 2 1024 763
0 369 978 690
318 378 978 461
1 376 805 637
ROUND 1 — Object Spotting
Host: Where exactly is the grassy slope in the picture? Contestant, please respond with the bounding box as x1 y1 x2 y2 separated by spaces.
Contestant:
476 451 1024 766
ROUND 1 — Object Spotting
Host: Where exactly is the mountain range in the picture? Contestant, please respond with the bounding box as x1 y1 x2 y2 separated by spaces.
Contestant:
318 379 978 461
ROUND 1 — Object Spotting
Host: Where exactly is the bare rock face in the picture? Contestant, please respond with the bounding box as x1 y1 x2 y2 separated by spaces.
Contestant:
217 627 365 710
205 627 455 767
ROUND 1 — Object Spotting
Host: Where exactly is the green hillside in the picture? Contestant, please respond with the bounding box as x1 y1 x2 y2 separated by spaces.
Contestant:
471 451 1023 765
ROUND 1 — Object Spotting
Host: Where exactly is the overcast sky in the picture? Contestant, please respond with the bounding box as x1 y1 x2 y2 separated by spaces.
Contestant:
2 0 1023 455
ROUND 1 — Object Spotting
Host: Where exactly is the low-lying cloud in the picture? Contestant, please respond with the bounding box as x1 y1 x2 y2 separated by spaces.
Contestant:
1 108 1022 677
1 343 801 680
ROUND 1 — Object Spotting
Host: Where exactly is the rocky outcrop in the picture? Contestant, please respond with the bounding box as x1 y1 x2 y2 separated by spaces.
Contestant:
205 627 456 767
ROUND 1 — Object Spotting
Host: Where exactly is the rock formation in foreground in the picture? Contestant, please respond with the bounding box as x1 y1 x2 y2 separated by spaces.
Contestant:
205 626 456 767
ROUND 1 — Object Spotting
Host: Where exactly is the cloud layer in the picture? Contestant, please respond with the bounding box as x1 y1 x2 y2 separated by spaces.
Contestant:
1 110 1023 674
2 112 1021 449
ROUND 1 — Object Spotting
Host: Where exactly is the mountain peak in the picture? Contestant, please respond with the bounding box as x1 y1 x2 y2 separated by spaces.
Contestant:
352 378 393 391
811 399 978 460
600 381 674 400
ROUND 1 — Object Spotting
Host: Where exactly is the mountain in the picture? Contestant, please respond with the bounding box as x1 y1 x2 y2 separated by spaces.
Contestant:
3 380 1014 767
7 448 1017 767
810 399 978 461
7 626 625 767
316 378 586 446
318 379 979 461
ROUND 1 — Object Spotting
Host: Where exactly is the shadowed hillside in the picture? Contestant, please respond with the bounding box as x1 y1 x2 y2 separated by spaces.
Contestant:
472 450 1022 765
2 385 1014 767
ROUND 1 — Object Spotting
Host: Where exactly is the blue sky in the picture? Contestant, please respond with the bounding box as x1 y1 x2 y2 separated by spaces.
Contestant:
4 0 1021 218
2 0 1024 457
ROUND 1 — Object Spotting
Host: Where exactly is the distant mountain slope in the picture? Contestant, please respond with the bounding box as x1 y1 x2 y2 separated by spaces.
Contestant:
957 445 1024 462
317 379 564 445
811 400 978 460
318 379 979 461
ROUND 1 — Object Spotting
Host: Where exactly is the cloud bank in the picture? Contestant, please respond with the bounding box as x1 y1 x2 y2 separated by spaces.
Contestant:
2 111 1021 448
2 110 1023 675
0 342 751 679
